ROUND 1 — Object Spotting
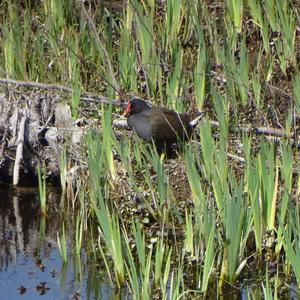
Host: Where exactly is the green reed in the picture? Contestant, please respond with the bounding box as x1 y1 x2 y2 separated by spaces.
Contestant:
57 223 68 263
261 265 279 300
258 141 278 231
281 207 300 287
293 72 300 114
275 142 293 255
86 129 125 286
95 195 125 287
123 227 140 298
59 147 67 192
245 152 263 253
37 161 47 215
1 0 300 297
68 34 81 118
264 0 279 32
194 42 207 110
225 0 243 33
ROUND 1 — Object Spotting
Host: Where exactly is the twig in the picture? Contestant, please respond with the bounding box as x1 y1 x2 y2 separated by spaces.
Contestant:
226 152 245 163
208 120 291 138
0 78 73 92
13 112 26 185
0 78 126 107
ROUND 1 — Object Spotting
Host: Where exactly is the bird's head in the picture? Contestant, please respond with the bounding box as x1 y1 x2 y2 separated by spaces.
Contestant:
123 98 150 116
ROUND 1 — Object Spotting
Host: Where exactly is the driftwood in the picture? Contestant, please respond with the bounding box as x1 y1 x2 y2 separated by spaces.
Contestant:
0 90 88 186
0 78 129 187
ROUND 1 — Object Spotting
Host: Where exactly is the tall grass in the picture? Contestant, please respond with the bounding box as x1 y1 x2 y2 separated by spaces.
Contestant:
1 0 300 298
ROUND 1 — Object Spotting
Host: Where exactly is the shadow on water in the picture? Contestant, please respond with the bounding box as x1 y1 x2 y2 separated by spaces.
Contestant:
0 183 118 300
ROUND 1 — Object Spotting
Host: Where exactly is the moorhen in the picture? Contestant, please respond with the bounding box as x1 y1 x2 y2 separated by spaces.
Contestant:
124 99 204 153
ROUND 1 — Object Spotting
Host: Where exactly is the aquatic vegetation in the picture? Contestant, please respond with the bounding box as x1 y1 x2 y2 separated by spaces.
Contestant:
1 0 300 298
37 162 47 216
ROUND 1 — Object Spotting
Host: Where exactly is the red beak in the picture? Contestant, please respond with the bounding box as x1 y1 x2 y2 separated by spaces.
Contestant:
123 103 131 117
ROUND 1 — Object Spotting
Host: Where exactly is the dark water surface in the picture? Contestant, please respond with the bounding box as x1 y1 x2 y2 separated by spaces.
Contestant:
0 183 115 300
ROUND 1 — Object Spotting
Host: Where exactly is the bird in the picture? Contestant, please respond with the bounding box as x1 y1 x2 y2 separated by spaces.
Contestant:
123 98 204 154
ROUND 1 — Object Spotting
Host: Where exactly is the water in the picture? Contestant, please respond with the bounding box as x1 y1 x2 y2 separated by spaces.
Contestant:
1 183 298 300
0 183 115 300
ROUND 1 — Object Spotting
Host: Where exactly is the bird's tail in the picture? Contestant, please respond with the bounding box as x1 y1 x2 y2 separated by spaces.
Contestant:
189 111 205 127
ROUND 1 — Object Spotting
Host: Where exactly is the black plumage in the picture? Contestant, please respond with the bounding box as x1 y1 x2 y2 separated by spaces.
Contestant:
124 99 203 152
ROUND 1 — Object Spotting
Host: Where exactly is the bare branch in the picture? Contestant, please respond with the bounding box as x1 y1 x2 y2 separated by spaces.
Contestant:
0 78 125 107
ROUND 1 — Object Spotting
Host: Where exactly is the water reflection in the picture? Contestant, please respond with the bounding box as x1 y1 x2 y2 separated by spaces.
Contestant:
0 183 113 300
1 183 296 299
0 184 41 272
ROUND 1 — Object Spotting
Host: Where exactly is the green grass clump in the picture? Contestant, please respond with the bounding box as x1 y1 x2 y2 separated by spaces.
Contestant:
2 0 300 298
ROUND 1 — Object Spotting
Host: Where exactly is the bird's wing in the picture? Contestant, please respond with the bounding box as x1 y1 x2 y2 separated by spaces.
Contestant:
148 109 192 143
